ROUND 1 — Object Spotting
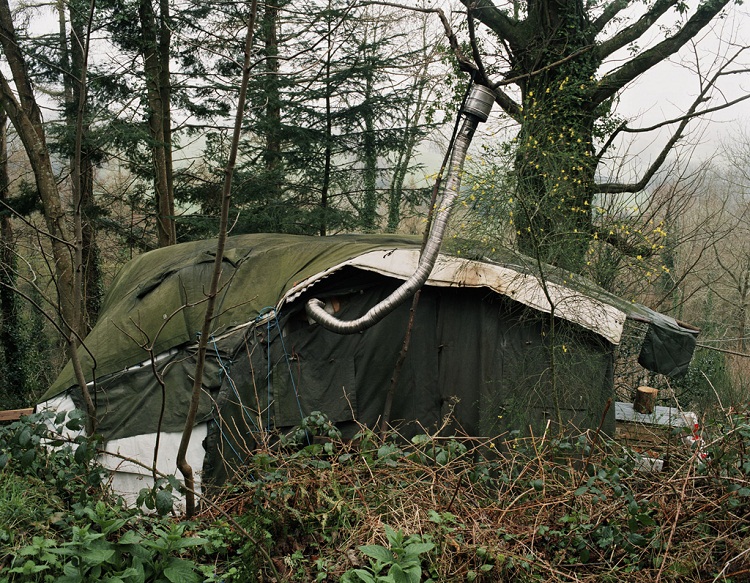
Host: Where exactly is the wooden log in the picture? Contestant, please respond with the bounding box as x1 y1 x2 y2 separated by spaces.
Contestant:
633 386 658 414
0 407 34 422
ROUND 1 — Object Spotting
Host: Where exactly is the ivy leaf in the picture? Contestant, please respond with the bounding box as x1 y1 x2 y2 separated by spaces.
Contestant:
19 449 36 468
627 533 648 547
74 443 89 465
18 428 31 447
155 489 174 516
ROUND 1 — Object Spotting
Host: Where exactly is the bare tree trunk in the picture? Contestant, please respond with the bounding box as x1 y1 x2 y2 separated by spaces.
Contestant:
263 0 281 203
139 0 175 247
158 0 174 224
319 15 333 237
0 0 95 431
63 0 102 328
361 63 377 232
0 91 83 341
739 286 747 352
73 5 102 327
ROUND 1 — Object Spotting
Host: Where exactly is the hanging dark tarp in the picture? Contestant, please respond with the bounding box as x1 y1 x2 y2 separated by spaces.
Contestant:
638 322 697 377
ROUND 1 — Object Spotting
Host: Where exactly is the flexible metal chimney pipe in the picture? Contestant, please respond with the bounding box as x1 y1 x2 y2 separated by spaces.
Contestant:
305 84 495 334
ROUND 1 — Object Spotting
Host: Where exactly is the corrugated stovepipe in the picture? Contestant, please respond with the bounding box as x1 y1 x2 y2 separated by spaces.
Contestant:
305 84 494 334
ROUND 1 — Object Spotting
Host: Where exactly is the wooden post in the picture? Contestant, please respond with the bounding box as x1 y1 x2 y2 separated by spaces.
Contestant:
0 408 34 422
634 386 658 414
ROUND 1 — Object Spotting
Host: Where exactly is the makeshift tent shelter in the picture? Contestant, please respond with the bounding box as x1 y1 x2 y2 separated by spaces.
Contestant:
39 233 698 499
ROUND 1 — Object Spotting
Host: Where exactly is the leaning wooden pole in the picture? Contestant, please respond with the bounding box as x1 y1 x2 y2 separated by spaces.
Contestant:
176 0 258 518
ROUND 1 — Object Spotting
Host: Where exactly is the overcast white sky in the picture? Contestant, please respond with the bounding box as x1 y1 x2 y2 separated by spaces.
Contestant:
613 3 750 159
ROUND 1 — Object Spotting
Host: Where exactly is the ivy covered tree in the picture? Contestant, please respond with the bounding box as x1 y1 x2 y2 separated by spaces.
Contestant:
462 0 747 272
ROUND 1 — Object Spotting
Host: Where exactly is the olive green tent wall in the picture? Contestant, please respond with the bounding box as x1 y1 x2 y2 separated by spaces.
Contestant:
45 234 427 397
199 276 617 485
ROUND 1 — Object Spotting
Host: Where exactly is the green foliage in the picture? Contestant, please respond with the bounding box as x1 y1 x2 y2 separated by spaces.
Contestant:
218 412 750 581
0 284 58 408
280 410 343 451
341 525 435 583
0 413 227 583
670 347 734 410
699 411 750 484
0 410 104 506
136 476 184 517
5 409 750 581
2 517 211 583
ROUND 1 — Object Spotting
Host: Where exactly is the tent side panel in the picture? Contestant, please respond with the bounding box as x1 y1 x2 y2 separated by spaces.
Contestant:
435 287 616 437
204 274 617 487
68 349 224 441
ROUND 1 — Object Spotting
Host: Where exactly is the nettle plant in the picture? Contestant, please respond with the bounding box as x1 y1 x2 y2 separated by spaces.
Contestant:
341 525 435 583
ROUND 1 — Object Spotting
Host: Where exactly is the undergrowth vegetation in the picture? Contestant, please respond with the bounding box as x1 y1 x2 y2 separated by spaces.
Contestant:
2 409 750 582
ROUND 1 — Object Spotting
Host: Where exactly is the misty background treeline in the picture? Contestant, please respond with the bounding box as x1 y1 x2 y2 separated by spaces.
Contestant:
0 0 748 413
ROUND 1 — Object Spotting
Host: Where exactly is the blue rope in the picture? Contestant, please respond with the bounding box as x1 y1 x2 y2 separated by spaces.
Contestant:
211 338 260 434
211 418 245 462
256 307 278 431
273 317 306 424
206 307 309 452
257 307 308 438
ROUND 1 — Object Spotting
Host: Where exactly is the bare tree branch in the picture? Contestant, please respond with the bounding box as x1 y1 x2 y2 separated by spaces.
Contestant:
459 0 523 49
593 0 734 106
596 0 679 60
596 47 747 194
363 1 523 120
590 0 629 37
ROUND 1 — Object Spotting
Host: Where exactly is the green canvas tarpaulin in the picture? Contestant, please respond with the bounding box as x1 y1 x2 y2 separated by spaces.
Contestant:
41 233 698 485
45 234 424 397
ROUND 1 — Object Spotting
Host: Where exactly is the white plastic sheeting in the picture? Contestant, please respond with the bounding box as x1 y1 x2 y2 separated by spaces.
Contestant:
284 249 627 345
38 393 207 508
